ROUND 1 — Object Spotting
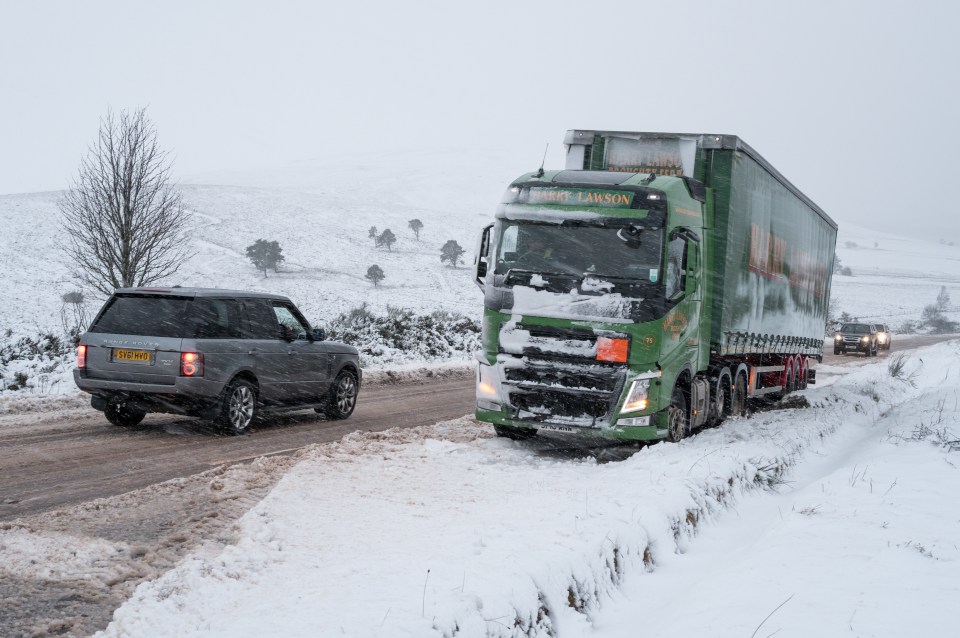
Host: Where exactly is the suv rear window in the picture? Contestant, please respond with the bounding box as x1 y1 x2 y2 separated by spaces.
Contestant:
90 295 245 339
90 295 193 337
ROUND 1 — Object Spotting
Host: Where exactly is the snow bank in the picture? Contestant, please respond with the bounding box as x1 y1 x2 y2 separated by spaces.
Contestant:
97 342 960 636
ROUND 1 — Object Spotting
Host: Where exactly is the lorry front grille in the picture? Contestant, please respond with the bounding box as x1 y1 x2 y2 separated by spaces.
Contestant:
496 323 628 425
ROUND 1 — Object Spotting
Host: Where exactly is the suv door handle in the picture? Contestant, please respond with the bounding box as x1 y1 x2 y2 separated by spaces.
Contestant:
247 348 260 355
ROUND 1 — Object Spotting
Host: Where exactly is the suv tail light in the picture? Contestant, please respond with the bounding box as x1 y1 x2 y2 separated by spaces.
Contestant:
77 345 87 369
180 352 204 377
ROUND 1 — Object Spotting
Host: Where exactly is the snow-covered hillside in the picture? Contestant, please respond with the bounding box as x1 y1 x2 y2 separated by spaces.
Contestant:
2 148 957 336
0 149 531 335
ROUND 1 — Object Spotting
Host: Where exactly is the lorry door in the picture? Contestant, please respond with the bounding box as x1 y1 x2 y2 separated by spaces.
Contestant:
663 230 702 377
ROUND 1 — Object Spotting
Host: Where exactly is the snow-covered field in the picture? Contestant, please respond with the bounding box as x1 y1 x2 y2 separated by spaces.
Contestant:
1 147 957 339
3 341 936 636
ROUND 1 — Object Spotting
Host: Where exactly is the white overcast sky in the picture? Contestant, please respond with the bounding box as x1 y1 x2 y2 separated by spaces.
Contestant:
1 0 957 238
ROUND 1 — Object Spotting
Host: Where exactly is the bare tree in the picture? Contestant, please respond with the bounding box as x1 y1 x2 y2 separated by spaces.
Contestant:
59 108 191 296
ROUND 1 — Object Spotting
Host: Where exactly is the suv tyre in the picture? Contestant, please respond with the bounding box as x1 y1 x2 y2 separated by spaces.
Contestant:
104 401 146 427
324 370 358 419
219 379 258 435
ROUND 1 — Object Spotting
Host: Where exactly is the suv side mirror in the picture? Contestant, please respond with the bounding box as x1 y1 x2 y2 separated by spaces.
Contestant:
312 327 326 342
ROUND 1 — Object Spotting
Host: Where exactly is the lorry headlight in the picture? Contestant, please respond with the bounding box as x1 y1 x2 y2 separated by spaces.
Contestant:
476 362 502 411
621 378 651 413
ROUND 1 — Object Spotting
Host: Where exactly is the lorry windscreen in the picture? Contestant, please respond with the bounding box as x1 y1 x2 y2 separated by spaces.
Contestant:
494 220 663 287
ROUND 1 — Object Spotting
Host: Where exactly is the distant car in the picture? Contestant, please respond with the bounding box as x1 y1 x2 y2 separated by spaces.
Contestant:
833 322 879 357
875 323 892 350
74 288 361 434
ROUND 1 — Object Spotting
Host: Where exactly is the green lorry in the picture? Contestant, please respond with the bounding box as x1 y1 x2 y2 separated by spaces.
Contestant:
473 131 837 442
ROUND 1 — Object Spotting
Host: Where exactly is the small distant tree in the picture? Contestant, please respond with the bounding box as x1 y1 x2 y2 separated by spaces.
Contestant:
840 265 853 277
440 239 466 268
408 218 424 240
368 226 378 245
59 108 191 295
922 287 958 333
833 256 843 274
60 291 90 343
365 264 385 287
377 229 397 251
245 239 285 277
936 286 950 312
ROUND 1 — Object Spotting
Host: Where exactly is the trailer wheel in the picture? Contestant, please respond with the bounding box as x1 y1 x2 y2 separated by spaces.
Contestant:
732 373 748 417
798 359 809 390
667 387 689 442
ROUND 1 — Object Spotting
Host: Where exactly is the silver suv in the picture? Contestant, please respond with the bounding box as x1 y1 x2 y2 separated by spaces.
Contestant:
74 288 361 434
832 322 879 357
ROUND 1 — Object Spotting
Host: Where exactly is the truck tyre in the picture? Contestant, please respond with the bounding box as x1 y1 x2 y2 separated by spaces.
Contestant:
104 401 146 427
732 373 748 417
218 379 258 435
667 387 689 442
493 424 538 440
799 360 809 390
324 370 359 419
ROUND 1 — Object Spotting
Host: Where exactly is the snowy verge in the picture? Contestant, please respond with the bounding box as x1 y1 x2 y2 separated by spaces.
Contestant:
96 343 960 637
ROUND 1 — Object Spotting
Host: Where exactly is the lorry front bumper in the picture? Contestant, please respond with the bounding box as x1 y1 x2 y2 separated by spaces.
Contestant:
476 406 666 442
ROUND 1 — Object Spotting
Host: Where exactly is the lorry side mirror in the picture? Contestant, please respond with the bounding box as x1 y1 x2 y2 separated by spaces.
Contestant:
474 224 493 289
686 241 700 295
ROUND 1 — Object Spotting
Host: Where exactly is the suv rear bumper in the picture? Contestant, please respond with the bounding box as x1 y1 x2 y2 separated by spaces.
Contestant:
74 369 224 414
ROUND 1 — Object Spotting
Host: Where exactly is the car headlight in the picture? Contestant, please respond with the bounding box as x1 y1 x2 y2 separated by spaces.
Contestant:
834 334 842 341
861 336 870 342
621 378 651 413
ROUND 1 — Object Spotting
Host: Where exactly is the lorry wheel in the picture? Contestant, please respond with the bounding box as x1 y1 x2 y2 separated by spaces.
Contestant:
732 373 748 417
324 370 359 419
713 378 729 425
493 424 538 440
666 387 689 442
799 360 809 390
218 379 258 435
104 401 146 427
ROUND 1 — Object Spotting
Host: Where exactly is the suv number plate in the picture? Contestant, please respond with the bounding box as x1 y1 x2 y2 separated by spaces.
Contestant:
113 348 152 364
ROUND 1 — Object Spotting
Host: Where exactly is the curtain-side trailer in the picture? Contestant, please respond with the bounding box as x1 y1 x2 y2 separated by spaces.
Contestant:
473 131 837 442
